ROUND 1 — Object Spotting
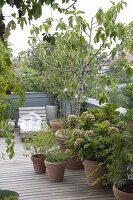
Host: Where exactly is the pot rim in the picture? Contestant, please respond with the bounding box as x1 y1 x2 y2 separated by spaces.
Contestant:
113 182 133 196
31 154 45 159
45 160 67 165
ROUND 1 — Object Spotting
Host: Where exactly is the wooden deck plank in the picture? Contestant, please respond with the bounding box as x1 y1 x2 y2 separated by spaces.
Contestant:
0 133 115 200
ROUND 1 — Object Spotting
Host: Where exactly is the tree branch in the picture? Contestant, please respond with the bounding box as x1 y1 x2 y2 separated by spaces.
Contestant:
84 42 105 69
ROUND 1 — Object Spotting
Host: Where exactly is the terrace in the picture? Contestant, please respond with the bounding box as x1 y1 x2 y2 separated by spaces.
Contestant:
0 131 115 200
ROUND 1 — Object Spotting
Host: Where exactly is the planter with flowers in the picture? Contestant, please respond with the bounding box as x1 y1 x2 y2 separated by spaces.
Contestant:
24 129 55 174
55 115 83 170
45 148 69 182
67 103 122 187
68 125 109 187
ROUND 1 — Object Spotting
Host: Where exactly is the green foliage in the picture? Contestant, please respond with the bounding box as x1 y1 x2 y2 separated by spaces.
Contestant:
102 103 119 123
0 0 77 40
107 87 128 108
1 98 19 119
79 112 95 130
106 110 133 187
67 103 121 162
55 128 73 139
1 196 18 200
15 65 45 92
122 83 133 109
28 21 87 100
0 40 24 159
25 1 133 117
1 121 15 159
67 115 79 129
45 149 69 162
24 129 55 155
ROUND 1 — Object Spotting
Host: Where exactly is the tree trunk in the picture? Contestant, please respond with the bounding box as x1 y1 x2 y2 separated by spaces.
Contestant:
75 71 85 116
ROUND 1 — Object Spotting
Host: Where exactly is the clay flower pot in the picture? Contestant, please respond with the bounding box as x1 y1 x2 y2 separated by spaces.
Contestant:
45 161 67 182
55 131 83 170
31 154 46 174
55 131 69 151
50 120 64 132
66 156 84 170
83 160 107 187
113 182 133 200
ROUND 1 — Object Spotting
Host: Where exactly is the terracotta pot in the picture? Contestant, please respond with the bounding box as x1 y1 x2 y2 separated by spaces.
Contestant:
45 161 67 182
31 154 46 174
55 132 69 151
83 160 107 187
66 156 84 170
55 132 83 170
113 182 133 200
50 120 64 132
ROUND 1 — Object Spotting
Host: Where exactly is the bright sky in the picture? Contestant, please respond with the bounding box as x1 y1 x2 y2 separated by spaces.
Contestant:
3 0 133 57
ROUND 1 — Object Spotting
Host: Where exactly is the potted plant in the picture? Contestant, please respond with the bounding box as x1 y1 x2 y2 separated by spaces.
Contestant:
24 128 55 174
68 126 109 187
67 104 121 187
45 148 69 182
106 110 133 200
55 115 83 170
55 115 79 150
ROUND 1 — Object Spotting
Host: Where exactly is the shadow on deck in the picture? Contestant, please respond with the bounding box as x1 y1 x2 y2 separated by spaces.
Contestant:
0 132 115 200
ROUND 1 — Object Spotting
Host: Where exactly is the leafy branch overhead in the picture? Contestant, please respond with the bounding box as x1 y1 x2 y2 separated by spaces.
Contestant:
0 0 77 40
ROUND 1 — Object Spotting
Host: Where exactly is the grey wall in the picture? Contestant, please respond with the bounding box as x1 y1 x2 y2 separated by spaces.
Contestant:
11 92 54 107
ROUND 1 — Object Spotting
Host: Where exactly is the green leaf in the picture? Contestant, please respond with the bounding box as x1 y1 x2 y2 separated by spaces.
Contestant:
81 22 87 32
76 10 85 14
80 35 85 45
96 8 104 25
94 30 101 43
111 48 117 59
0 0 5 7
50 36 55 45
126 67 133 76
18 17 27 29
32 2 42 20
8 20 16 30
68 16 73 27
99 93 108 104
110 1 115 6
76 16 83 24
71 43 77 49
101 33 106 42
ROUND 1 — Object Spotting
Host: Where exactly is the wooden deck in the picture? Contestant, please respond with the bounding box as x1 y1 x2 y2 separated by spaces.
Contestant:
0 132 115 200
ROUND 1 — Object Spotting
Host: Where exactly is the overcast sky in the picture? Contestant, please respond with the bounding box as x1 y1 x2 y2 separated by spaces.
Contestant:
3 0 133 57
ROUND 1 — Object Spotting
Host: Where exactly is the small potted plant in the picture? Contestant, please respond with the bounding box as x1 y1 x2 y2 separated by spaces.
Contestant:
106 110 133 200
24 129 55 174
55 115 79 150
55 115 83 170
45 148 69 182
